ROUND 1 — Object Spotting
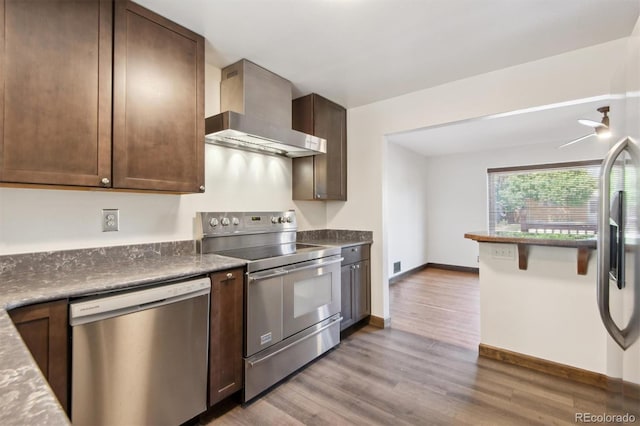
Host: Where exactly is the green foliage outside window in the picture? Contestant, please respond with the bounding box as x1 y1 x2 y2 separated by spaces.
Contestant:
495 169 597 213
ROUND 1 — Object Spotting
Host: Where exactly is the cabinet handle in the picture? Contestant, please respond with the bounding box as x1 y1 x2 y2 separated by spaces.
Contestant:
101 177 110 186
351 247 358 252
226 272 233 279
356 265 360 269
199 185 205 192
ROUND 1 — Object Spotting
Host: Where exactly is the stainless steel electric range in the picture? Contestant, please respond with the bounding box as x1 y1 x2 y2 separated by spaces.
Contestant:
197 211 342 402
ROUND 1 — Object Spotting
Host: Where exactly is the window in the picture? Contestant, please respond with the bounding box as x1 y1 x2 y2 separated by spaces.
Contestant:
488 160 601 234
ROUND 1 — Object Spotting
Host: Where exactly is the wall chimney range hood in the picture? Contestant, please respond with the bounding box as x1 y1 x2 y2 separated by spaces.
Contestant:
204 60 326 158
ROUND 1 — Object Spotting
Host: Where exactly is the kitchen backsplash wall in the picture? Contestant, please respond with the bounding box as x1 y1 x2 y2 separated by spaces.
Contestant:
0 64 327 255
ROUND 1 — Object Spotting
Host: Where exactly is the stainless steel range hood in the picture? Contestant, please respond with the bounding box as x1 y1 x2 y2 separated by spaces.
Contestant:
204 60 326 158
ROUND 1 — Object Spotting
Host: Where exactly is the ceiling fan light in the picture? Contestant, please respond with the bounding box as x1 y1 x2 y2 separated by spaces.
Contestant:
563 105 611 148
596 126 611 139
578 118 605 128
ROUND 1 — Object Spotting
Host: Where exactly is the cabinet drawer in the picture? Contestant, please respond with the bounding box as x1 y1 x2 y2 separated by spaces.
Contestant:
341 244 370 265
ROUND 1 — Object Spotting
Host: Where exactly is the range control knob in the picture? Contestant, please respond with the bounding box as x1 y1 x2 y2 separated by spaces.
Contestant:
278 216 286 223
209 218 219 227
285 216 292 223
232 217 240 226
221 217 230 226
271 216 278 224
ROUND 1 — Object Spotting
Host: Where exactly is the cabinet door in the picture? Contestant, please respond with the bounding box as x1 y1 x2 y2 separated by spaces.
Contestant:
0 0 112 187
113 1 204 192
313 94 347 200
209 268 244 405
9 299 69 414
354 259 371 322
292 93 347 201
340 264 355 331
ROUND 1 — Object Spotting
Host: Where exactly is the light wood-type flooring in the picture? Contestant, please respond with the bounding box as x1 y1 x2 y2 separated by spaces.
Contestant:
204 268 636 425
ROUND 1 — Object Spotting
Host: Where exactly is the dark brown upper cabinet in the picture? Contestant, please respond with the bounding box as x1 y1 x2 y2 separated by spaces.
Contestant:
0 0 204 193
112 1 204 192
292 93 347 201
0 0 113 187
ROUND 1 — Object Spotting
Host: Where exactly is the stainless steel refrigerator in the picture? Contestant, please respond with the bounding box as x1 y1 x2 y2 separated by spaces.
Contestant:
597 32 640 417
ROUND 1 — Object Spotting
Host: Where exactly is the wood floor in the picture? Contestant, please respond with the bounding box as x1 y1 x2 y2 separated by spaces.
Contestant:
204 268 636 425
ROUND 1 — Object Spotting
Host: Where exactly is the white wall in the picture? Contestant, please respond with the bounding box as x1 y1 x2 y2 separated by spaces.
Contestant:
423 139 609 268
386 143 429 277
479 243 607 374
329 38 628 321
0 64 327 255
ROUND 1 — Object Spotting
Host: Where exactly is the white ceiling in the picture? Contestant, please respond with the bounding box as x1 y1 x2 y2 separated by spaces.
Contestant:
386 96 626 156
135 0 638 157
135 0 639 109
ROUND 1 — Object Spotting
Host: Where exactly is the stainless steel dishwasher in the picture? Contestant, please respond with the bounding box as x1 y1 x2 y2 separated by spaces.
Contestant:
70 277 211 426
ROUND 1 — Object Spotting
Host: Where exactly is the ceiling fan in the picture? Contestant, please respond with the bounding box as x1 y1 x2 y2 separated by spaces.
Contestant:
559 106 611 148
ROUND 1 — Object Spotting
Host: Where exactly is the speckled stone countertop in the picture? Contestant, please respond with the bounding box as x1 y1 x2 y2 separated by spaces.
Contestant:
464 230 597 248
0 240 246 425
297 229 373 248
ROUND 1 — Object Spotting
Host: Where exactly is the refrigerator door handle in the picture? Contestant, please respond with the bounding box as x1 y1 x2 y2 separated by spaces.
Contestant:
608 191 625 289
598 137 638 350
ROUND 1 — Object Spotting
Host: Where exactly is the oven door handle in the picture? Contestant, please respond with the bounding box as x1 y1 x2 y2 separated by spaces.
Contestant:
284 256 343 274
247 268 289 282
247 256 343 282
247 316 343 367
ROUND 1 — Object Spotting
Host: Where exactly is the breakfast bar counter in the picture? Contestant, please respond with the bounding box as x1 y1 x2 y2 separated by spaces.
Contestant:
464 231 596 275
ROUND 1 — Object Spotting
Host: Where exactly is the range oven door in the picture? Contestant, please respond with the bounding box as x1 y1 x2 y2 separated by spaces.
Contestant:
245 255 342 357
282 255 342 339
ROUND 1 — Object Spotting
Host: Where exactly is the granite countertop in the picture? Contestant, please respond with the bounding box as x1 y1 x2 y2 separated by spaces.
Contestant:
1 253 245 310
464 230 597 248
297 229 373 248
0 231 373 424
0 241 246 425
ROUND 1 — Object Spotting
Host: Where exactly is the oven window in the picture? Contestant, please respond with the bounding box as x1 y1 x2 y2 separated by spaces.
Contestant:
293 273 332 318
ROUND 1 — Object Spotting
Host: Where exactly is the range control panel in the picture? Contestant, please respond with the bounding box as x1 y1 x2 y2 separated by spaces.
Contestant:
197 211 297 236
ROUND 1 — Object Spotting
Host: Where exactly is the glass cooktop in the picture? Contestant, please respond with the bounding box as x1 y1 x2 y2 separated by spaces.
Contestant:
215 243 321 261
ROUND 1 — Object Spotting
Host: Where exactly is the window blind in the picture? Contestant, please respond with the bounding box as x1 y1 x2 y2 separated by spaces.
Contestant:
487 160 602 234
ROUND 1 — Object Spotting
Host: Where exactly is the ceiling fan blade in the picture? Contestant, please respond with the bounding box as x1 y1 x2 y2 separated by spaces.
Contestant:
559 133 595 148
578 118 606 128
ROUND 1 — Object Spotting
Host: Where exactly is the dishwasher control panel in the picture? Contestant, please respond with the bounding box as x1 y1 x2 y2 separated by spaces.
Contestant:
69 277 211 326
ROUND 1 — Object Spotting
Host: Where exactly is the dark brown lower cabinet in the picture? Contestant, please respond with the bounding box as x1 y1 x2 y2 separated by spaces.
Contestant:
340 244 371 331
341 265 354 328
8 299 69 414
209 268 244 405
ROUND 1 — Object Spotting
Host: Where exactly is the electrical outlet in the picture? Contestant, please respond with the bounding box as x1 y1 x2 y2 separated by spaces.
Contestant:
102 209 119 232
491 244 515 259
393 261 401 273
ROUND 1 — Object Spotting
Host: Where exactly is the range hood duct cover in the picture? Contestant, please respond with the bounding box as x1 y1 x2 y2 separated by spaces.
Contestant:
204 59 326 158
